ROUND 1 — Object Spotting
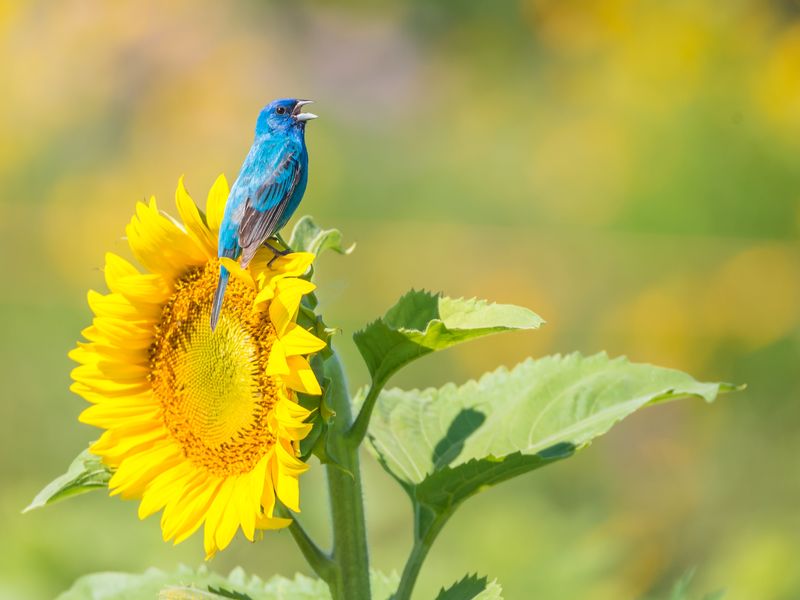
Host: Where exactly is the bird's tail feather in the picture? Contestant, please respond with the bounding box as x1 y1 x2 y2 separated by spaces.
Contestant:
210 266 230 331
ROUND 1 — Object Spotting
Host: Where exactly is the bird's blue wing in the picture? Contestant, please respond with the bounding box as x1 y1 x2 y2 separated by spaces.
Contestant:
237 142 303 266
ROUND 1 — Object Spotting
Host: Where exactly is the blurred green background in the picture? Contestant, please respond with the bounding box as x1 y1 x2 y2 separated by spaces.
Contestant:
2 1 799 598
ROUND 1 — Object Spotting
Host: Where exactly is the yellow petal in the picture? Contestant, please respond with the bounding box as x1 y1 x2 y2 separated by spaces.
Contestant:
206 174 229 235
79 401 160 429
126 198 206 277
176 176 216 258
75 342 148 366
88 317 154 348
280 324 326 356
91 426 166 461
214 483 244 550
88 290 159 320
160 471 206 537
219 257 255 289
70 369 150 394
265 341 290 376
271 396 313 441
260 457 277 519
171 478 223 544
255 515 292 530
104 253 139 291
136 461 195 519
272 441 307 512
115 274 172 305
278 252 315 275
71 363 149 385
253 285 277 307
70 381 151 403
248 455 270 515
203 477 237 559
282 355 322 395
234 475 257 542
109 442 181 499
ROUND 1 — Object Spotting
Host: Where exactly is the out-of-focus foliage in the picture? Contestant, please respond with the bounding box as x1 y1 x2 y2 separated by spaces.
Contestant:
57 565 399 600
1 1 798 599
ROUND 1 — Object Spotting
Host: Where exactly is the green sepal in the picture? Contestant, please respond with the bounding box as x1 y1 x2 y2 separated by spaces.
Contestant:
24 447 111 513
298 369 351 477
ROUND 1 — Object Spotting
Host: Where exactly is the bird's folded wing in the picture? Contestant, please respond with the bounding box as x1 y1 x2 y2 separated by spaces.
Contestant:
238 148 303 266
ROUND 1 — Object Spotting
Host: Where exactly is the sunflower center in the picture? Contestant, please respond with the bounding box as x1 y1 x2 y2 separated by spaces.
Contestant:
149 261 278 477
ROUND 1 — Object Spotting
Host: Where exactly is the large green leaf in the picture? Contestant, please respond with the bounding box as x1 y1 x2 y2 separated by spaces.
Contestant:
288 216 354 257
354 290 543 385
58 566 399 600
24 447 111 513
435 574 503 600
368 352 738 503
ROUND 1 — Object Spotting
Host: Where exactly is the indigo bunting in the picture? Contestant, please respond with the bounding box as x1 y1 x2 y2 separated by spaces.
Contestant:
211 98 317 331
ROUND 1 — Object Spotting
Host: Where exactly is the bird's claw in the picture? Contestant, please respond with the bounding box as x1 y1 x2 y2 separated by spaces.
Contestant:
265 238 292 268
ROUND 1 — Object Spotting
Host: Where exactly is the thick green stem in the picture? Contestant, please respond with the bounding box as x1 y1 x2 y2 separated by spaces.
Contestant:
323 350 371 600
393 506 449 600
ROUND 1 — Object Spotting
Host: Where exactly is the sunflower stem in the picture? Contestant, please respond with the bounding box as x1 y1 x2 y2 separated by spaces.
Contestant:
346 377 386 448
393 505 450 600
276 504 334 581
322 349 371 600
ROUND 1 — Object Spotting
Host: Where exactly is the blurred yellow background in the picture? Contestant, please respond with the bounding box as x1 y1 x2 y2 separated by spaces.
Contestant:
1 1 799 598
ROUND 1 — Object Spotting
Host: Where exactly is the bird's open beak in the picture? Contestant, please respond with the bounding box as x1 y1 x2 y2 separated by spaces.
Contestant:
292 100 317 122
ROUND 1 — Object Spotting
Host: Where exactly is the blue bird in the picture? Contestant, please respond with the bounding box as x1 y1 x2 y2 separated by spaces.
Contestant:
210 98 317 331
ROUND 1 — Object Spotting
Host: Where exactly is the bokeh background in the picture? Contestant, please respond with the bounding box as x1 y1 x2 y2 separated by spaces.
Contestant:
2 1 799 598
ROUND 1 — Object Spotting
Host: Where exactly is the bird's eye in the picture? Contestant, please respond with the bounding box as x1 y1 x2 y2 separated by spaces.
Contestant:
276 106 286 115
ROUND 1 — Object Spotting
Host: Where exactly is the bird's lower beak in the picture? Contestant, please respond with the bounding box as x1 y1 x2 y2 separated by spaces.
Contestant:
292 99 317 122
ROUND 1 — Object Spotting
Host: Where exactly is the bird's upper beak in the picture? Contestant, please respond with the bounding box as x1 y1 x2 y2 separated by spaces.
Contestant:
292 100 317 122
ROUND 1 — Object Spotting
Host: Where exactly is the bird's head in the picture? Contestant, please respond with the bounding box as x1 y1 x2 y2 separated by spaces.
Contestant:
256 98 317 136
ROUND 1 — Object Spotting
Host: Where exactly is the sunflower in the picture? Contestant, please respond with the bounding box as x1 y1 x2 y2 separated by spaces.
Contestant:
69 176 325 558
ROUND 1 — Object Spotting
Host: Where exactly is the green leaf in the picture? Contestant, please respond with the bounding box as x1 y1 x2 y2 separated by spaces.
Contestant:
415 445 574 513
57 566 400 600
288 216 354 256
24 447 111 513
368 352 739 504
354 290 543 385
435 574 503 600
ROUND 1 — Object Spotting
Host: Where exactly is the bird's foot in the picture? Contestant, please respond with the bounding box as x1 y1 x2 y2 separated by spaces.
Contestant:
265 237 292 268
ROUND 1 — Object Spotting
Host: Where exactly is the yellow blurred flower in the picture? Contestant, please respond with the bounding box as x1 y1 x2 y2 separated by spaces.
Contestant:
754 23 800 136
69 176 325 558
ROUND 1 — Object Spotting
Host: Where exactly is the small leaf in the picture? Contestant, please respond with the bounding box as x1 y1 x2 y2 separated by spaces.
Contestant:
354 290 543 384
368 353 739 510
57 566 399 600
415 445 574 513
435 573 503 600
288 216 354 256
206 586 253 600
24 447 111 513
